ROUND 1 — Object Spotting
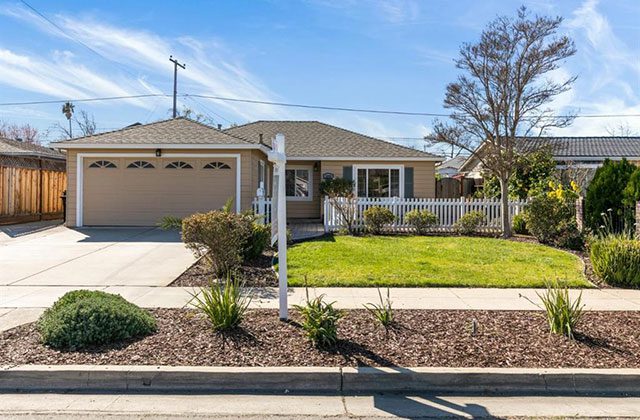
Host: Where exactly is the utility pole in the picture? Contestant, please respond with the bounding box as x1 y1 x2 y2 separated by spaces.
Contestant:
169 55 186 118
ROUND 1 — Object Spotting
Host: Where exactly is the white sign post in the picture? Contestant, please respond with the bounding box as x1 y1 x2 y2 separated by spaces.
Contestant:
268 133 288 320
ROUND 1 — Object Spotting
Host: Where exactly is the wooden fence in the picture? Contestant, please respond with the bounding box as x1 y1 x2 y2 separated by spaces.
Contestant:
323 196 528 233
0 156 67 225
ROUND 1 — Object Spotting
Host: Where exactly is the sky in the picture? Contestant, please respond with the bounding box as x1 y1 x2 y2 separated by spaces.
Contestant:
0 0 638 153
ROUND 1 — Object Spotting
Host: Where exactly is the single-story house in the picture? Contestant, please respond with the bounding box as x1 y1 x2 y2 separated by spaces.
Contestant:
460 136 640 186
52 118 442 227
436 155 468 178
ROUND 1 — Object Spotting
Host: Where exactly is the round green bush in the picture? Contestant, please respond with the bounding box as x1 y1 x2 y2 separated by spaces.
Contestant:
585 158 636 231
453 211 485 235
37 290 157 350
363 206 395 235
512 213 528 235
590 235 640 288
405 209 438 235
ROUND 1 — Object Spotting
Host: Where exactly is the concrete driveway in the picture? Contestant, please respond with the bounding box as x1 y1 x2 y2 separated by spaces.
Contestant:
0 224 195 287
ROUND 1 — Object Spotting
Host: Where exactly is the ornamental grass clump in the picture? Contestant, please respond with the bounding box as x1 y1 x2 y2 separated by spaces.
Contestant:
589 234 640 288
190 275 251 331
363 288 394 331
405 209 438 235
37 290 156 350
294 290 344 347
534 282 584 339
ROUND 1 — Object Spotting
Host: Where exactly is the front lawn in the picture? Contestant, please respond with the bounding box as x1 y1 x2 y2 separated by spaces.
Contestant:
286 235 589 288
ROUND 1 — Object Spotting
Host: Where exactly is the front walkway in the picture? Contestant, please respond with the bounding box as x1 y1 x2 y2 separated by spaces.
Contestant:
289 220 324 240
3 286 640 332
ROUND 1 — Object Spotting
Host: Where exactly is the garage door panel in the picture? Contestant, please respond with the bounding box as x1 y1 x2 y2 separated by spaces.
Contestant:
83 157 236 226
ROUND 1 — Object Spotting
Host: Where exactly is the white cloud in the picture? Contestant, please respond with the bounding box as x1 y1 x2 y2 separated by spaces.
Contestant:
0 4 293 122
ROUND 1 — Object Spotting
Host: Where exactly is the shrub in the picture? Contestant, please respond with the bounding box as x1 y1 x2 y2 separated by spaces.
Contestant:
537 282 584 339
157 215 182 230
585 158 636 231
364 288 394 330
182 210 252 276
525 193 584 250
243 222 271 260
589 234 640 288
294 292 343 347
453 211 485 235
190 275 251 331
320 177 357 234
512 213 528 235
37 290 156 350
363 206 395 234
405 209 438 235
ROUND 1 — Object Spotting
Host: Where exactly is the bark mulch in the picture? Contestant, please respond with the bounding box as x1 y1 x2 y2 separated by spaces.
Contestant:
170 250 277 288
2 309 639 368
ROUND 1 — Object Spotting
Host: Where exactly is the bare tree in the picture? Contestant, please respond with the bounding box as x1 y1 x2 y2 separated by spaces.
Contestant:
431 7 576 237
605 122 637 137
56 109 97 139
0 121 40 143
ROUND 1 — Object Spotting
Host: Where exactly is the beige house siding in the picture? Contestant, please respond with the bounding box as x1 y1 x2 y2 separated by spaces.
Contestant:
65 148 256 227
286 161 320 219
320 160 436 198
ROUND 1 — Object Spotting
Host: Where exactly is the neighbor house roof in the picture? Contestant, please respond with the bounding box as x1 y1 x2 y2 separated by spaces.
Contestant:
0 137 65 160
225 121 442 160
459 136 640 173
515 136 640 159
437 155 468 170
51 117 254 147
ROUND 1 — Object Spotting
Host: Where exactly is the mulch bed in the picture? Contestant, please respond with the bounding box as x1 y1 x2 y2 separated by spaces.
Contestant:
170 250 277 287
2 309 639 368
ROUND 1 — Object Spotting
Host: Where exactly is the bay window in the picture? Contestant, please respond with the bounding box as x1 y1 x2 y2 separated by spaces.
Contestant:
355 166 403 198
285 167 312 200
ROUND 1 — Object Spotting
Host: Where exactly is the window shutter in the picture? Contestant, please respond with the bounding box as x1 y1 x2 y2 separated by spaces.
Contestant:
404 167 414 198
342 166 353 181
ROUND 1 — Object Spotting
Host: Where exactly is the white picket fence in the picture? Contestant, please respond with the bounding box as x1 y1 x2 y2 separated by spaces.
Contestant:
252 196 273 224
323 196 528 233
253 195 528 233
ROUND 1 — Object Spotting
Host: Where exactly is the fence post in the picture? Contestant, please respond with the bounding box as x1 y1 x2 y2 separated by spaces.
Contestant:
636 200 640 238
323 197 329 233
575 197 585 232
459 196 466 219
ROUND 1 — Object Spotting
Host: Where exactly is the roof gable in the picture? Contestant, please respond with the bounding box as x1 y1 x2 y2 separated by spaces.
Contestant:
225 121 441 160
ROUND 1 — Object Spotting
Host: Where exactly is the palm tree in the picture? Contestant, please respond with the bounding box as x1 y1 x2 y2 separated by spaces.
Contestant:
62 101 75 138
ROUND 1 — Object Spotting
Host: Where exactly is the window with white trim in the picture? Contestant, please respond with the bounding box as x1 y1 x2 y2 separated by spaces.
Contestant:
165 161 193 169
285 168 311 200
127 160 155 169
356 167 401 198
89 160 117 168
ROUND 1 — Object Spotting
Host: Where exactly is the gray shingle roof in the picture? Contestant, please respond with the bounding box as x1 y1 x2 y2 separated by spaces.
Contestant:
437 155 468 170
52 117 252 146
516 137 640 158
225 121 441 159
0 138 65 160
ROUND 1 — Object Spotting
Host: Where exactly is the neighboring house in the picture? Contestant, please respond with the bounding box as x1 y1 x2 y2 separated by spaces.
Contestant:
0 137 67 224
436 155 468 178
52 118 442 227
459 136 640 185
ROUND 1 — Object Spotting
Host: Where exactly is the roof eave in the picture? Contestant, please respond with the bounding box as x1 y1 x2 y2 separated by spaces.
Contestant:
51 143 270 153
287 156 444 162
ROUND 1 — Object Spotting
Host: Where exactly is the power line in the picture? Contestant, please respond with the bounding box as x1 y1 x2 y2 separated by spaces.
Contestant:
20 0 142 80
0 94 168 106
0 93 639 120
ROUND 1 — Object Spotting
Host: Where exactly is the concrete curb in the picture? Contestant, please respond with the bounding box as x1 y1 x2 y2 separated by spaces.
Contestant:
1 365 640 394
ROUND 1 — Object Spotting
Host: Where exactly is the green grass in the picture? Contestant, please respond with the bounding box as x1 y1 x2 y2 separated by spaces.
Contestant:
285 235 589 288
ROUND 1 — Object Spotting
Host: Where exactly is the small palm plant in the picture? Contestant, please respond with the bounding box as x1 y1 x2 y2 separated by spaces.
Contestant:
364 288 394 331
294 289 344 348
190 274 251 331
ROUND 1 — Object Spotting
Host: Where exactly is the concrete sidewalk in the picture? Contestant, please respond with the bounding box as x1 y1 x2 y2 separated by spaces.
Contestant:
3 285 640 332
2 392 640 418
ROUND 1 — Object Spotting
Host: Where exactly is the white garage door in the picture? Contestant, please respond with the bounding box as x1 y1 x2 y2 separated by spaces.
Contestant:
82 157 237 226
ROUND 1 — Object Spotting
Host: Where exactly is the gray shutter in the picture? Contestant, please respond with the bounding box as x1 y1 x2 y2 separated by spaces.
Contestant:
342 166 353 181
404 167 414 198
